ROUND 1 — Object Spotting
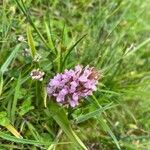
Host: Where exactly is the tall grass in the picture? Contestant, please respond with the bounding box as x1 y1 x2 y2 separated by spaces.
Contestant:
0 0 150 149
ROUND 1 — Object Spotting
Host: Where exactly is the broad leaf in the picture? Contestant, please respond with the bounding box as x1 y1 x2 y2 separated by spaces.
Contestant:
47 101 87 150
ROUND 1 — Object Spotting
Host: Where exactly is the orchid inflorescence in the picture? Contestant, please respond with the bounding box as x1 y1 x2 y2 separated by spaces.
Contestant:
47 65 99 107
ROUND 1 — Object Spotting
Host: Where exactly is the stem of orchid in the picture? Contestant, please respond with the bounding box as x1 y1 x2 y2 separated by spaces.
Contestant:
44 87 47 108
5 124 22 138
68 106 74 119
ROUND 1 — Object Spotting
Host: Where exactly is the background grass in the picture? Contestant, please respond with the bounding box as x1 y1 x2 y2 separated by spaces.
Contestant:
0 0 150 149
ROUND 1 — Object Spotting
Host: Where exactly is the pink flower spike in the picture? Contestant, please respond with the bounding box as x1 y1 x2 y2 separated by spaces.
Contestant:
47 65 100 107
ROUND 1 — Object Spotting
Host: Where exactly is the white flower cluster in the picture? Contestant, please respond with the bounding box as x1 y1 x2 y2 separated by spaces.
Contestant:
30 69 45 81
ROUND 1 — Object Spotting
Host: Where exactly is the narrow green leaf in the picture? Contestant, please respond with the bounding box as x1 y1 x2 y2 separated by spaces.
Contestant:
48 101 88 150
47 129 62 150
26 122 41 141
75 104 112 124
45 22 55 52
0 131 49 145
103 37 150 74
0 44 20 74
11 74 21 124
62 34 87 70
57 44 62 73
98 117 121 150
27 26 36 58
92 95 121 150
15 0 50 49
43 87 47 108
5 124 22 138
0 74 3 96
0 131 72 147
125 37 150 56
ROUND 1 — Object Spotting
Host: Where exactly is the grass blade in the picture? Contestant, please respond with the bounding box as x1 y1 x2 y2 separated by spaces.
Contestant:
47 101 88 150
0 44 20 74
0 131 49 146
62 34 87 70
27 25 36 58
75 103 113 124
125 37 150 56
0 74 3 96
45 22 56 54
14 0 50 49
11 74 21 124
5 124 22 138
92 95 121 150
98 117 121 150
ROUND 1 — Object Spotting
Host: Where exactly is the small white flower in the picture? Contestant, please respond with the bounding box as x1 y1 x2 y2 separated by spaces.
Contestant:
30 69 45 81
18 35 25 42
22 48 30 56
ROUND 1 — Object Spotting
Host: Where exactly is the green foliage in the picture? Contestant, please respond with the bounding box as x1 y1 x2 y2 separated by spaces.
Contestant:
47 101 88 150
0 131 50 146
75 103 112 124
0 0 149 149
0 45 21 74
27 25 37 59
0 112 10 126
19 98 34 116
11 74 21 124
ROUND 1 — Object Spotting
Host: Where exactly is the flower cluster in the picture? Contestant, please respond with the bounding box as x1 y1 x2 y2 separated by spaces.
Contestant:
47 65 99 107
30 69 45 81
